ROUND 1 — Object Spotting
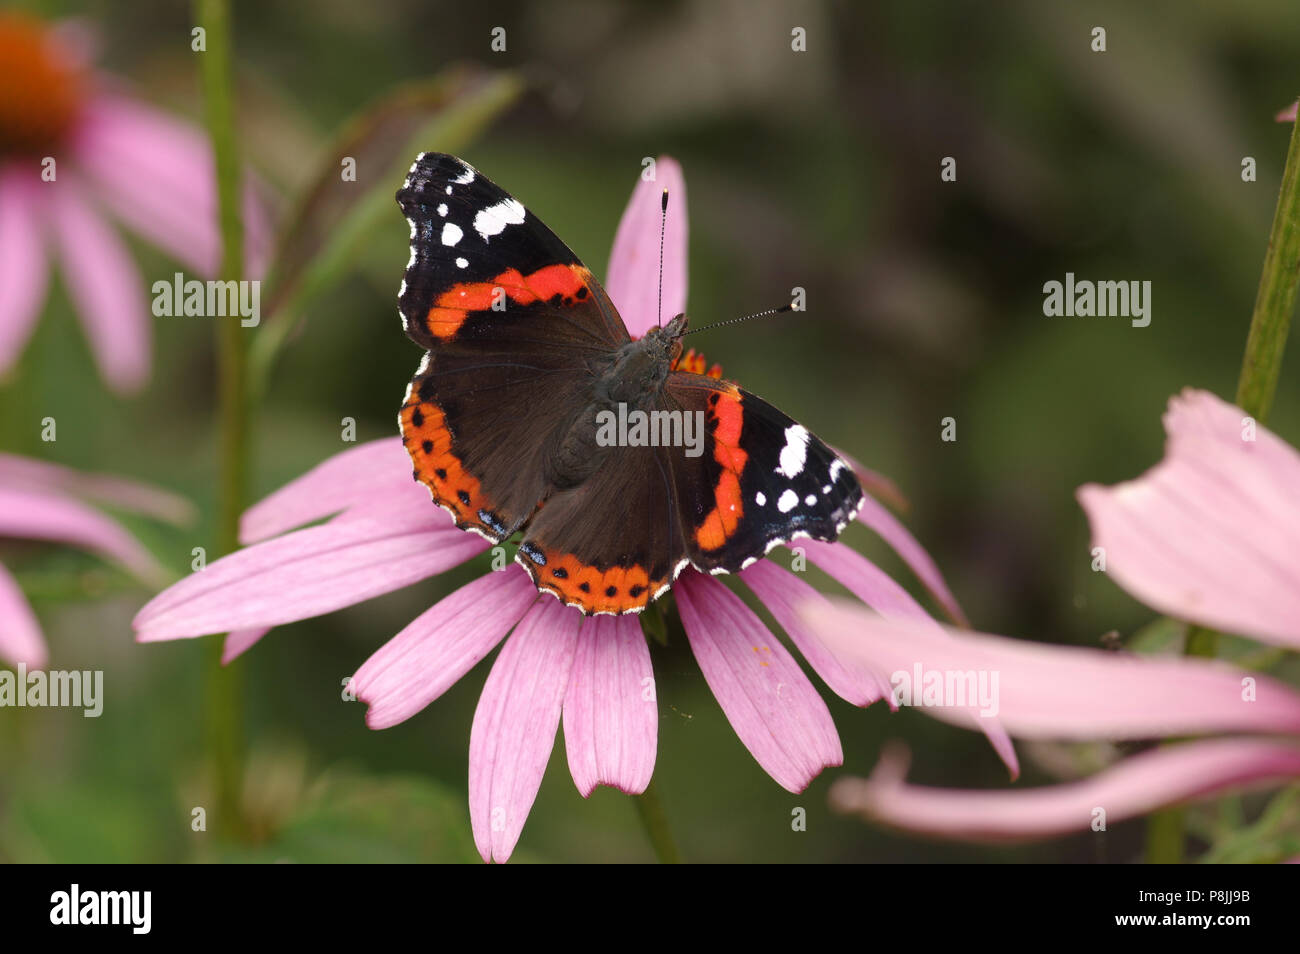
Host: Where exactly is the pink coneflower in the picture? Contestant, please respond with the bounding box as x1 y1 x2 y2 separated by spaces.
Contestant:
0 451 189 668
0 12 267 393
134 156 1012 861
804 389 1300 847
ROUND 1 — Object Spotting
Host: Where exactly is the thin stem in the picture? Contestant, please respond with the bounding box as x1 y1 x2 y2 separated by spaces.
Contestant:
633 779 682 863
1144 806 1185 864
198 0 247 840
1236 115 1300 424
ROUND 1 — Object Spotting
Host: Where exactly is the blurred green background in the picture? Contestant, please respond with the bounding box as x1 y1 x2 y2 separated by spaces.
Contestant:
3 0 1300 862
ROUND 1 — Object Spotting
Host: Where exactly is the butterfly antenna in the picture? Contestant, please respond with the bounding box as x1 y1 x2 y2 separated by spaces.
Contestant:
678 302 795 338
657 189 668 329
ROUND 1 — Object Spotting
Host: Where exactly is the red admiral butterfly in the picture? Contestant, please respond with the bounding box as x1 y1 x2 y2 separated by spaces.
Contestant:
396 153 862 615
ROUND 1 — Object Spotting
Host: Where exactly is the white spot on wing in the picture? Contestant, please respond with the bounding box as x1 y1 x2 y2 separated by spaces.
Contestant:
474 198 526 240
437 203 448 217
455 257 468 269
441 222 463 246
452 165 475 184
775 425 810 478
804 494 817 507
755 491 766 506
777 489 798 513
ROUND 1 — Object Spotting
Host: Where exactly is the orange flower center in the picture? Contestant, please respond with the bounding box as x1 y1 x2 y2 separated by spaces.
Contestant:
0 13 88 156
671 347 723 379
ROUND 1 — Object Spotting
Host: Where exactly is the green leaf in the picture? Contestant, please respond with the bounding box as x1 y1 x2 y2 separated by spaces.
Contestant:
220 772 481 863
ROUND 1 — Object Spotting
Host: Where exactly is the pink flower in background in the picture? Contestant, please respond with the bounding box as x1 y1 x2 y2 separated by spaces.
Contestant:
0 12 269 393
804 606 1300 841
1277 101 1297 123
802 389 1300 845
0 451 189 668
133 157 1005 862
1079 389 1300 649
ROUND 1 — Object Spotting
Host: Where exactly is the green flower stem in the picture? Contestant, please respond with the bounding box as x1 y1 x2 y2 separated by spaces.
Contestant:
198 0 247 840
633 779 682 863
1236 115 1300 425
1145 806 1186 864
1146 109 1300 865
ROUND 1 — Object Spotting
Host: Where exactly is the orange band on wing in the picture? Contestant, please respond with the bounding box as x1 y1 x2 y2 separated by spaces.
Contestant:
694 385 748 552
401 399 503 537
520 547 667 615
424 264 592 341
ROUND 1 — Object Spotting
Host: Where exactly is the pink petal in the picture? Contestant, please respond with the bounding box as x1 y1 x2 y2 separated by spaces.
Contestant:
0 452 194 525
49 178 149 393
831 740 1300 841
1277 101 1298 123
803 540 1019 777
562 613 657 797
0 561 47 668
469 596 581 863
803 599 1300 740
134 513 485 641
854 492 969 626
740 558 890 706
74 93 269 277
605 155 687 338
350 568 538 730
221 627 270 665
1079 389 1300 649
0 486 163 583
240 439 429 544
0 167 50 377
675 571 841 792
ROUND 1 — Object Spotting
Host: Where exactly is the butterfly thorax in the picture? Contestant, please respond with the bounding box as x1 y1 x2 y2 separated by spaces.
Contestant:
546 314 688 490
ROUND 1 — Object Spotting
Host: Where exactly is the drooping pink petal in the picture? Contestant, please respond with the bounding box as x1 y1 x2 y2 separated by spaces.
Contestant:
0 561 46 668
605 155 686 338
1078 389 1300 649
239 439 429 544
1277 101 1298 123
0 167 50 377
469 596 581 863
0 451 194 525
134 513 485 641
350 568 538 730
675 571 841 792
49 178 149 393
854 492 969 626
803 599 1300 740
0 486 163 584
221 627 270 665
831 740 1300 841
740 558 890 706
803 540 1019 777
73 93 269 277
562 613 657 797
